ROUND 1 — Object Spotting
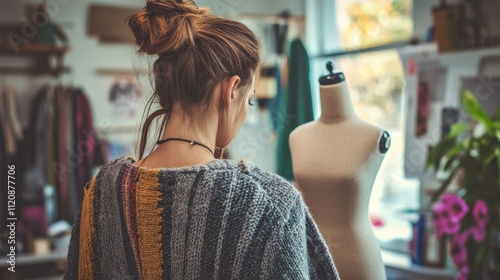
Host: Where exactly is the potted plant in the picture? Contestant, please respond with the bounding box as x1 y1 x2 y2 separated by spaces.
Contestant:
426 89 500 280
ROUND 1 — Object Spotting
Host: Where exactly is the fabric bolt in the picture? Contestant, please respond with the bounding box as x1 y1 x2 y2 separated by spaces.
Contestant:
63 156 340 280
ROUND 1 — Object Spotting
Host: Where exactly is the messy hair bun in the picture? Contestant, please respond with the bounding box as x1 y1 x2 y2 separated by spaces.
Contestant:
128 0 261 160
128 0 209 55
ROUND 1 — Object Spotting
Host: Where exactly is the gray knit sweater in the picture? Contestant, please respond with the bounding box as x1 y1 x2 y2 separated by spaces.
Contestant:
63 156 340 279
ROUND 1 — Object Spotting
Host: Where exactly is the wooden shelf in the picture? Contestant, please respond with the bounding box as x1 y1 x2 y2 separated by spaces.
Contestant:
96 67 148 76
0 44 70 76
0 44 69 55
0 250 67 268
398 42 500 61
0 66 71 76
381 249 457 279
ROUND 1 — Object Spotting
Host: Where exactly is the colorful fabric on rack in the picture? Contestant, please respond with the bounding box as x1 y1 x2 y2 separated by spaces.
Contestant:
73 88 96 220
1 86 23 155
55 86 69 223
23 86 52 205
0 84 104 248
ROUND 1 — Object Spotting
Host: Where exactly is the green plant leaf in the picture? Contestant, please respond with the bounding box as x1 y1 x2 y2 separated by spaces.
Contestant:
436 139 456 170
430 164 460 204
446 143 465 158
448 123 470 138
493 107 500 121
461 90 493 130
498 156 500 186
427 141 446 171
484 153 496 166
493 121 500 130
475 243 486 264
444 154 459 171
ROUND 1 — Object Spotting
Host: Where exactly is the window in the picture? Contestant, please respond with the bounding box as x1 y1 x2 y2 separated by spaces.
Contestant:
333 0 419 253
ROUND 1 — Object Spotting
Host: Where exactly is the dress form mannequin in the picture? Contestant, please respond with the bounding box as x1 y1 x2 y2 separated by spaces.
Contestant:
289 62 390 280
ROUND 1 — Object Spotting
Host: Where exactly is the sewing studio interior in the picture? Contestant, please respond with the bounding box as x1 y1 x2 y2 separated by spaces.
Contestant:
1 0 500 279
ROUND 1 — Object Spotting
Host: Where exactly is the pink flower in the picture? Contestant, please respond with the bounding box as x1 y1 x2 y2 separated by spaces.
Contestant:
432 202 461 235
472 200 489 228
457 266 470 280
450 230 470 268
469 226 486 242
431 212 444 238
442 193 469 221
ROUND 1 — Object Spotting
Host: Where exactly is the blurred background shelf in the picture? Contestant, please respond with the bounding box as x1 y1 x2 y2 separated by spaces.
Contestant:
382 249 457 280
0 44 69 54
0 250 67 268
0 44 69 76
0 251 67 280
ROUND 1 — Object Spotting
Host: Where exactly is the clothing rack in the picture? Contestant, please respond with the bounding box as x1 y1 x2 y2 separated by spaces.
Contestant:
0 39 107 277
0 44 70 77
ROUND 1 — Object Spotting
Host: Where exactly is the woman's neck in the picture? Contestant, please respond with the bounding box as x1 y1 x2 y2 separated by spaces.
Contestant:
161 112 217 158
137 111 218 168
319 82 358 123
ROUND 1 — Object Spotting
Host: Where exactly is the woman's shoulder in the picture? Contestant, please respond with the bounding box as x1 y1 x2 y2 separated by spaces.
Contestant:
234 159 301 211
93 156 300 209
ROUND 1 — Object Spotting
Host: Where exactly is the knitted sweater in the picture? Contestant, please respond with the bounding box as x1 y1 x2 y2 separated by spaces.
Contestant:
63 156 340 280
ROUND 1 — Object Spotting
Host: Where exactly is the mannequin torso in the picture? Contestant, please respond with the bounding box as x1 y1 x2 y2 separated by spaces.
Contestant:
290 81 389 280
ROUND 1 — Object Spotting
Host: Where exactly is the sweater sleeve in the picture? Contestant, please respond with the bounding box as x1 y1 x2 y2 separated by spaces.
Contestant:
266 193 340 280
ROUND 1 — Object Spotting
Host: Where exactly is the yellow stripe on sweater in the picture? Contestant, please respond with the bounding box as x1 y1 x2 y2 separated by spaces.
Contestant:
136 169 164 279
79 176 97 279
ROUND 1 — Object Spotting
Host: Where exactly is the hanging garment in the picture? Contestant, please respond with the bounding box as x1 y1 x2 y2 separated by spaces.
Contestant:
44 85 59 226
272 22 289 55
276 39 314 180
72 88 97 221
23 86 52 204
1 86 24 155
0 87 31 244
269 57 285 132
21 86 55 237
52 86 71 221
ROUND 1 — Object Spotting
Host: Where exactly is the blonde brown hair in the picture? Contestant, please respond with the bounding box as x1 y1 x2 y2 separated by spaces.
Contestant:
127 0 261 159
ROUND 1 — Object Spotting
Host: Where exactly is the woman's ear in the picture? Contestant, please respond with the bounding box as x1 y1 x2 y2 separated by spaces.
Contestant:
221 75 241 109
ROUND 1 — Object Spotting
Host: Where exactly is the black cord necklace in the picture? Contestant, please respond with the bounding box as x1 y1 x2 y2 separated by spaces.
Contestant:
156 138 214 156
